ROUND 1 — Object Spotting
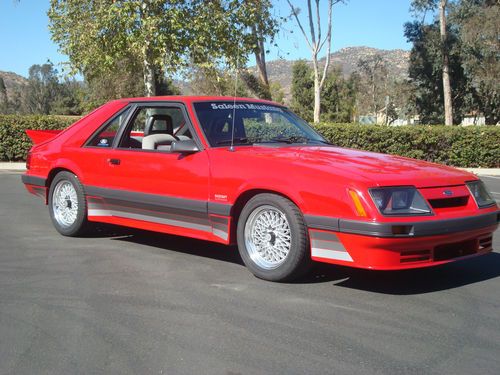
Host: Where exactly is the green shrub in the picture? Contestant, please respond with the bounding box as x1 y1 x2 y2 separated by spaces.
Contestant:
0 115 76 161
0 115 498 168
314 123 500 168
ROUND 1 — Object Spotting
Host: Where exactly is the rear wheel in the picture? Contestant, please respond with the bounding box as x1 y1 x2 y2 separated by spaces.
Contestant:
48 171 90 236
237 194 311 282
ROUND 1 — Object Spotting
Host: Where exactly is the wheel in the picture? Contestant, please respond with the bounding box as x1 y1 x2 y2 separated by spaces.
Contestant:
237 194 311 282
48 171 90 236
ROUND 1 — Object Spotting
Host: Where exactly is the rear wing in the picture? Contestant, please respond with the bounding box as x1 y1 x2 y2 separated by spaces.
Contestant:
25 129 63 145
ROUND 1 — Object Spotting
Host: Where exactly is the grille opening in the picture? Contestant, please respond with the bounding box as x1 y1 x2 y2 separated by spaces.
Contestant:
428 196 469 209
479 236 493 251
400 249 431 263
392 225 413 235
434 239 477 261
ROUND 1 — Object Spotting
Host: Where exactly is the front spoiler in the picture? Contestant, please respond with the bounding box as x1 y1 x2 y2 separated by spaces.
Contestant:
305 211 500 238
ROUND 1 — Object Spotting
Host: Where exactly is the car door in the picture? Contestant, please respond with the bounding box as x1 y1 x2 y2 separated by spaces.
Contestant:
83 102 215 239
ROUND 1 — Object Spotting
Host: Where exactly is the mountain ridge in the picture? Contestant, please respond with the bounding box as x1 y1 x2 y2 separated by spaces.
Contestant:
259 46 410 98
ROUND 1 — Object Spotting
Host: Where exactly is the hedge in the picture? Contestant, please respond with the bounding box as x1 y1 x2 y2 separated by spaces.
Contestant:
0 115 75 161
0 115 498 167
313 123 500 168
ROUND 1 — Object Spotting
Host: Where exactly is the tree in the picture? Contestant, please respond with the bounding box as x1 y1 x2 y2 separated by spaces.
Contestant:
188 65 248 97
49 0 277 97
321 67 357 123
290 60 314 121
0 78 7 113
269 82 285 104
451 0 499 124
50 79 85 116
404 20 473 124
286 0 347 123
246 0 280 99
356 54 389 116
24 63 60 114
241 70 270 99
411 0 454 125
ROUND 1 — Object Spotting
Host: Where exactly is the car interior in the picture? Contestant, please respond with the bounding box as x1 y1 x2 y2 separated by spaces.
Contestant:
120 108 193 151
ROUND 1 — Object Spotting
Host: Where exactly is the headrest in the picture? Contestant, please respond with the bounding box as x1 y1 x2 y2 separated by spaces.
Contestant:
145 114 173 136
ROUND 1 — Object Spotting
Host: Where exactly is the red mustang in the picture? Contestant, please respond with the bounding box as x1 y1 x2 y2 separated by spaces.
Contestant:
22 96 499 281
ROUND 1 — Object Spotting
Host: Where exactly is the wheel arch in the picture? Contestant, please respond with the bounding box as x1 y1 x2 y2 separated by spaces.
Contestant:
45 167 80 204
229 188 302 244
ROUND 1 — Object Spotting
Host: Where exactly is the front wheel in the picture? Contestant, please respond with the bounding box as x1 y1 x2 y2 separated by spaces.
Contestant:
237 194 311 282
48 171 90 236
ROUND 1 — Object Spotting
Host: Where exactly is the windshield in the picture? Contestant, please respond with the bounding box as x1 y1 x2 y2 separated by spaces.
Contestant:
193 101 327 147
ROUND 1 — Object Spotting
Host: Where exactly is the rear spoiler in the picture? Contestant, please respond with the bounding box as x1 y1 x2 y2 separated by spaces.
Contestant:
25 129 63 145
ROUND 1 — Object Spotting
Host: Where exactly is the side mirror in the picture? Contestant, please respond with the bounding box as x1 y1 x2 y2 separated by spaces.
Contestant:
170 139 200 154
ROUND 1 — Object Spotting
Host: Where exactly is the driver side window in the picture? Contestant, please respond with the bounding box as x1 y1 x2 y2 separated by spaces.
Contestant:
119 106 192 151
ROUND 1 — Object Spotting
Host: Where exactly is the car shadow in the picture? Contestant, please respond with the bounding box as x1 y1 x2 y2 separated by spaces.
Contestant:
93 224 245 266
90 224 500 295
301 253 500 295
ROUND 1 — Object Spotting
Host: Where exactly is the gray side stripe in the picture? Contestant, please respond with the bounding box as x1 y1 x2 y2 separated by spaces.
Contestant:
86 194 230 240
85 185 207 213
84 185 232 216
208 202 232 216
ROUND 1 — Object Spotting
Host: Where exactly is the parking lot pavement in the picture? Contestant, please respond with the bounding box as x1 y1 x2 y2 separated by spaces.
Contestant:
484 176 500 204
1 172 499 375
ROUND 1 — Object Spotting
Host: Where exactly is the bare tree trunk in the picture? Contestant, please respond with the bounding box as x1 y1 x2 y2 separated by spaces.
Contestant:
287 0 337 123
439 0 453 125
252 5 271 101
313 62 321 123
255 38 269 87
143 46 157 97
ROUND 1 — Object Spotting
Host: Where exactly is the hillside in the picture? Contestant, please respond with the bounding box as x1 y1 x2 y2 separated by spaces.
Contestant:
1 47 410 102
259 46 410 99
0 71 27 101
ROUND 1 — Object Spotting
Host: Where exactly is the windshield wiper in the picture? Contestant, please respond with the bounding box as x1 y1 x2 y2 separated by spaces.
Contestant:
256 136 332 145
270 136 307 144
216 137 250 145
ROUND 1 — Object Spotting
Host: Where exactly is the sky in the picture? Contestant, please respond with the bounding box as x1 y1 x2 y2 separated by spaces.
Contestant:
0 0 415 78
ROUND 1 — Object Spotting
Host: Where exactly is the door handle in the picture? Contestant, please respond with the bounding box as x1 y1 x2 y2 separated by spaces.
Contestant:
108 158 121 165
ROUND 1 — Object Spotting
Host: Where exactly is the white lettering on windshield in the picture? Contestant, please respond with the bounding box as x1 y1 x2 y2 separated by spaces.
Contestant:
209 103 283 112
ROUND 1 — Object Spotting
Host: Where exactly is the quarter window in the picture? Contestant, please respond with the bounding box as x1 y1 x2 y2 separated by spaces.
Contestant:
87 110 128 147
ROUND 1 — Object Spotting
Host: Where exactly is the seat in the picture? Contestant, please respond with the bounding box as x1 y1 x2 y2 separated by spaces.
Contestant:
142 134 177 150
142 114 178 150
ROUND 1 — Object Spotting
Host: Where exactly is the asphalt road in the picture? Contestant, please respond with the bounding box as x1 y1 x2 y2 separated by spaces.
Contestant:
1 173 499 375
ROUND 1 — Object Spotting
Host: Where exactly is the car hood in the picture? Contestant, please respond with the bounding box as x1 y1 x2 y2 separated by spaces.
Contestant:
249 145 476 188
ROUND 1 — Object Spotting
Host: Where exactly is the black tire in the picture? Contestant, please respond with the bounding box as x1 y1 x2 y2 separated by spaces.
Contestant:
48 171 90 236
237 193 311 282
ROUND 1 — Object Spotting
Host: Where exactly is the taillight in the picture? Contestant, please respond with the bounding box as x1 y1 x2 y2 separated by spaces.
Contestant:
26 151 32 170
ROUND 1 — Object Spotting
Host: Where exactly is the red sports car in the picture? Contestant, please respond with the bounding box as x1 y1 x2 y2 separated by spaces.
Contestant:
22 96 499 281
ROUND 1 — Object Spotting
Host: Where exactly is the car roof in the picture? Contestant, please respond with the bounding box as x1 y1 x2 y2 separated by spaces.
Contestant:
118 95 284 107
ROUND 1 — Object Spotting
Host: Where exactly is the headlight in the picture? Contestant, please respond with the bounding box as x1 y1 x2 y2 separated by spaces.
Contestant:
369 187 433 216
466 181 496 208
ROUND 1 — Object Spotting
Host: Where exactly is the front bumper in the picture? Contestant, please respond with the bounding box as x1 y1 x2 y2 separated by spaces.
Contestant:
306 212 499 270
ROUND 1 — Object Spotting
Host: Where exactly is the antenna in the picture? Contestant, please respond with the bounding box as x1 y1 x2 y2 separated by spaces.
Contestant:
229 47 239 152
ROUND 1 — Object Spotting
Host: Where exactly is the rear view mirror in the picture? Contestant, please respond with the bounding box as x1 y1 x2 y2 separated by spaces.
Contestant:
170 139 199 154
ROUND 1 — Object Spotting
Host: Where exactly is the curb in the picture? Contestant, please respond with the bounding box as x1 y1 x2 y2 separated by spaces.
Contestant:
460 168 500 177
0 162 26 171
1 162 500 176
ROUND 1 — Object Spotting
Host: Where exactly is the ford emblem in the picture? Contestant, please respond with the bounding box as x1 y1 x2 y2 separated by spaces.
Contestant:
443 190 453 196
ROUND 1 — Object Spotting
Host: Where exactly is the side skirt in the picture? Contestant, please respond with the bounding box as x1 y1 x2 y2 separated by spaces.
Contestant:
85 192 231 244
